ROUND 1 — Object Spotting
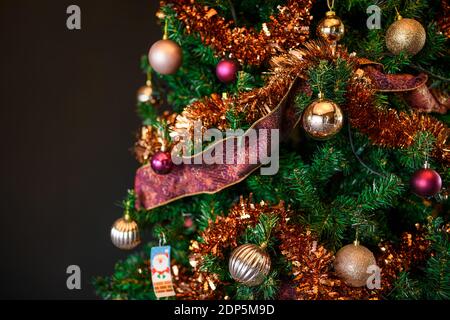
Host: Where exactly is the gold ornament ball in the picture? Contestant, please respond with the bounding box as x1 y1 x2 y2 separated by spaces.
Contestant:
137 85 157 104
334 243 377 287
317 11 345 43
229 244 271 287
302 98 344 140
110 216 141 250
386 18 426 56
148 39 183 75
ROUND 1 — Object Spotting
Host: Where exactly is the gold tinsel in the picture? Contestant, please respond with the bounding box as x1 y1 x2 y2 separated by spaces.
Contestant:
162 0 314 66
134 111 178 164
171 93 231 141
346 71 450 165
174 41 450 165
280 221 431 300
173 195 287 299
438 0 450 38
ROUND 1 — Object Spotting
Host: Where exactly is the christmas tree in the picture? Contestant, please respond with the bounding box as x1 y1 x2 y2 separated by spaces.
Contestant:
95 0 450 300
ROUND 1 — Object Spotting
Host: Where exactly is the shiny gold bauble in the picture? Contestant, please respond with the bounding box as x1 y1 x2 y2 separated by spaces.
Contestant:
137 85 157 104
110 216 141 250
317 11 345 43
148 39 183 75
334 243 377 287
302 98 344 140
228 244 271 287
386 18 426 56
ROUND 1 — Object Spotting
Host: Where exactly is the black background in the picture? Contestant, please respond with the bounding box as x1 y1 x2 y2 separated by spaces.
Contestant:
0 0 159 299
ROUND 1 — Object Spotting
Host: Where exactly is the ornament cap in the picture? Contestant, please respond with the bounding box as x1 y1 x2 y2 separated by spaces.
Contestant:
325 10 336 18
423 161 430 169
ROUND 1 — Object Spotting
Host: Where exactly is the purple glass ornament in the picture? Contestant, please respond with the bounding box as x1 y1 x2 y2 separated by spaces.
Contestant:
410 168 442 197
151 151 173 175
216 59 239 83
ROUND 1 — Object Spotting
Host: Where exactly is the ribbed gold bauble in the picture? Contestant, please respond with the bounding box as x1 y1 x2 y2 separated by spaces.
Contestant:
228 244 271 287
110 215 141 250
334 243 376 287
386 17 426 56
302 98 344 140
317 11 345 43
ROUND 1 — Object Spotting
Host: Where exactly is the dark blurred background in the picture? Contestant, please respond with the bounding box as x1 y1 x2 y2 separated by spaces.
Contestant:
0 0 159 299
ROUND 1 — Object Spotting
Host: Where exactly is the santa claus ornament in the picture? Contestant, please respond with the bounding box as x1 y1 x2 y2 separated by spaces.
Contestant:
150 245 176 298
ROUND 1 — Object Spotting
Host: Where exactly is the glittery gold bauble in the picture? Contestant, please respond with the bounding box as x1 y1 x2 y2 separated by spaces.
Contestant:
334 243 376 287
302 98 344 140
110 216 141 250
317 11 345 43
386 17 426 56
148 39 183 75
228 244 271 287
137 85 157 104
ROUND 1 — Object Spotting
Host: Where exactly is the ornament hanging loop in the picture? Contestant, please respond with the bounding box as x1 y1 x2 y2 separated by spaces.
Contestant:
354 228 360 246
146 69 153 87
394 7 402 20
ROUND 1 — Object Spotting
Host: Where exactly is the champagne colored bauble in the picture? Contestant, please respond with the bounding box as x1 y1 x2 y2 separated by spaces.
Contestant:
148 39 183 75
334 243 376 287
386 18 426 56
229 244 271 287
317 11 345 43
137 85 157 104
111 216 141 250
302 98 344 140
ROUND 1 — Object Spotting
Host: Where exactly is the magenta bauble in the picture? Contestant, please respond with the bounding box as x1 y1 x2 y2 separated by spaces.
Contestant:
151 151 174 174
410 168 442 197
216 59 239 83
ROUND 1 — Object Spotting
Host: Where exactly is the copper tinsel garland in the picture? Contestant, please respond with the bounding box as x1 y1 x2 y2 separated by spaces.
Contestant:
345 74 450 165
279 221 430 300
172 196 432 300
162 0 314 66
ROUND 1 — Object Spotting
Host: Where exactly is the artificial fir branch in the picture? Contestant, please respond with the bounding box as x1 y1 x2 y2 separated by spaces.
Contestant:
98 0 450 301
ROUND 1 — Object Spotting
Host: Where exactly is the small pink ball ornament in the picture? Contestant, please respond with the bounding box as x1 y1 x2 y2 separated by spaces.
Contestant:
216 59 239 83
